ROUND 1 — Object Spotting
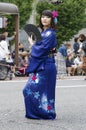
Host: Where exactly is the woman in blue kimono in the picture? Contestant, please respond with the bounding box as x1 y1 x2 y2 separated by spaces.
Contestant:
23 10 57 119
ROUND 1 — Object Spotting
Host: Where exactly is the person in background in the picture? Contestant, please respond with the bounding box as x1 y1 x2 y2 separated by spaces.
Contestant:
18 42 25 52
57 42 71 79
66 53 76 76
23 10 57 119
73 54 83 75
11 42 28 64
3 31 16 50
73 37 79 55
18 42 28 57
77 34 86 57
18 55 28 75
0 34 15 77
0 34 9 61
81 36 86 79
74 54 83 68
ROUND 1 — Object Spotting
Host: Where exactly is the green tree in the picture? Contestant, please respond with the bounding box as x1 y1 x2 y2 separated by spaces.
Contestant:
36 0 86 47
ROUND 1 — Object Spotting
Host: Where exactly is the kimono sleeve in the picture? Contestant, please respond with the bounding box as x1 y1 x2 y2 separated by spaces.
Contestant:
31 31 57 58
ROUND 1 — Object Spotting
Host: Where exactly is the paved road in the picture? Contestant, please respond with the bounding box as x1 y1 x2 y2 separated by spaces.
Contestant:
0 77 86 130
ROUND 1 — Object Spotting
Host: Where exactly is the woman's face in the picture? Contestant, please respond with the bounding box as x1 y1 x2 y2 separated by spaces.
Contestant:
41 15 51 28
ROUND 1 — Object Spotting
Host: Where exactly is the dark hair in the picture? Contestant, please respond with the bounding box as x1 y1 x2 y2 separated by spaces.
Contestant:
0 34 6 41
74 37 78 42
78 34 86 42
39 10 57 30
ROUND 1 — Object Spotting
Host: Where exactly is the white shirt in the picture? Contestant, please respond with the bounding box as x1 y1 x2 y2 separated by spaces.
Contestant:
0 40 9 60
74 57 82 66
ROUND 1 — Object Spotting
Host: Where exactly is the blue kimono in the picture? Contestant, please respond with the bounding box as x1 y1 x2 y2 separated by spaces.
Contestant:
23 28 57 119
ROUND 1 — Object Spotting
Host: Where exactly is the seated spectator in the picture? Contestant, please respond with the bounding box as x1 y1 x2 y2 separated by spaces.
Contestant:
6 51 15 71
18 42 25 52
82 36 86 77
66 54 76 76
12 42 29 62
18 42 28 56
74 54 83 67
74 54 84 75
18 55 28 75
0 34 15 77
82 57 86 76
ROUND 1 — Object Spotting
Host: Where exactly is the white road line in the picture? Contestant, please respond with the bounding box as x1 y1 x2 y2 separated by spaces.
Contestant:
0 78 85 83
57 78 85 81
56 85 86 88
0 80 86 88
0 80 28 83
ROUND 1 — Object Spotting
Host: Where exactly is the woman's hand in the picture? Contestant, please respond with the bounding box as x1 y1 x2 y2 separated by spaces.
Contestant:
28 35 34 46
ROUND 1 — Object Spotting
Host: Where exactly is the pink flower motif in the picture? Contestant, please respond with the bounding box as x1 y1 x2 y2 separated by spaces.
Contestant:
47 105 52 110
32 75 36 81
52 11 59 18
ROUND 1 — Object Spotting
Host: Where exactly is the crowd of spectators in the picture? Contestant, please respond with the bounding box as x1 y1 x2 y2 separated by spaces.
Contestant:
0 32 29 77
0 31 86 79
56 34 86 79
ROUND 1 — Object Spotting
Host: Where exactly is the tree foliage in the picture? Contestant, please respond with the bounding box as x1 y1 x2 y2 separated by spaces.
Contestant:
36 0 86 47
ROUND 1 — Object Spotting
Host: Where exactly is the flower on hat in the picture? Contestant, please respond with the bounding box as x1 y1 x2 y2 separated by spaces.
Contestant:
52 11 59 18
